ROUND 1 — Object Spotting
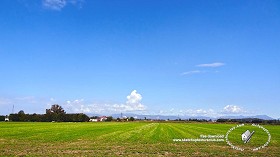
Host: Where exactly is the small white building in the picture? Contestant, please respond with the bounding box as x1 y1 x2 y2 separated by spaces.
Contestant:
89 116 107 122
89 119 98 122
5 117 9 122
99 116 107 122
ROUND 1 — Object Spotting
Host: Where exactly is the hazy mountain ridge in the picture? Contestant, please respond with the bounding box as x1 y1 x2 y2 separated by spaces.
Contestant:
219 115 274 120
86 113 275 120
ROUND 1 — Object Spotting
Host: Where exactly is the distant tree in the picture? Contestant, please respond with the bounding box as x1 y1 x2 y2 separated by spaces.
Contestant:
216 119 225 122
45 104 66 122
0 115 5 121
129 117 135 121
9 114 19 121
18 110 26 121
77 113 89 122
90 116 99 119
29 113 41 122
18 110 25 115
46 104 66 114
252 119 263 123
44 112 52 122
105 116 113 122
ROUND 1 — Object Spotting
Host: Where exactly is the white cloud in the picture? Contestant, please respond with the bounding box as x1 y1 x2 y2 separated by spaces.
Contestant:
43 0 66 10
42 0 84 10
63 90 146 114
222 105 245 114
65 99 86 113
196 62 225 68
126 90 144 108
181 70 202 75
113 90 146 112
182 109 217 117
155 108 175 115
181 62 225 76
177 105 247 117
69 0 84 5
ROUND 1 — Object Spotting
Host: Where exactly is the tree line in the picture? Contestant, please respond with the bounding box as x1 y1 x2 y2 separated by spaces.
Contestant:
7 104 90 122
0 104 136 122
216 118 280 124
0 115 6 121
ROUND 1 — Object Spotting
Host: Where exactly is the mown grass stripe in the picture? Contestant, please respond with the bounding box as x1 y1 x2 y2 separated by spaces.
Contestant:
0 122 279 156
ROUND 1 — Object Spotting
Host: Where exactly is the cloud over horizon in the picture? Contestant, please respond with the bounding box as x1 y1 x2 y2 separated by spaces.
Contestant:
0 96 258 118
175 105 249 117
64 90 146 114
181 108 216 117
222 105 245 114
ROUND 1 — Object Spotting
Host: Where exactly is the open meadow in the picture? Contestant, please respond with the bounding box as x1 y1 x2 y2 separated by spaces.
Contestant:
0 122 279 156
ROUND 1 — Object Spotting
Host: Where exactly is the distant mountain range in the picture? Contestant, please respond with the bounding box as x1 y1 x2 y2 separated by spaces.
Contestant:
87 113 275 120
219 115 275 120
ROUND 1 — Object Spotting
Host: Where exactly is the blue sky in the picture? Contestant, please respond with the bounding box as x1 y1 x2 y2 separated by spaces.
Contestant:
0 0 279 118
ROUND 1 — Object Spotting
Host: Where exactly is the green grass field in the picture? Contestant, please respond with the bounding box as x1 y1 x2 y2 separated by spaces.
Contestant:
0 122 279 156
